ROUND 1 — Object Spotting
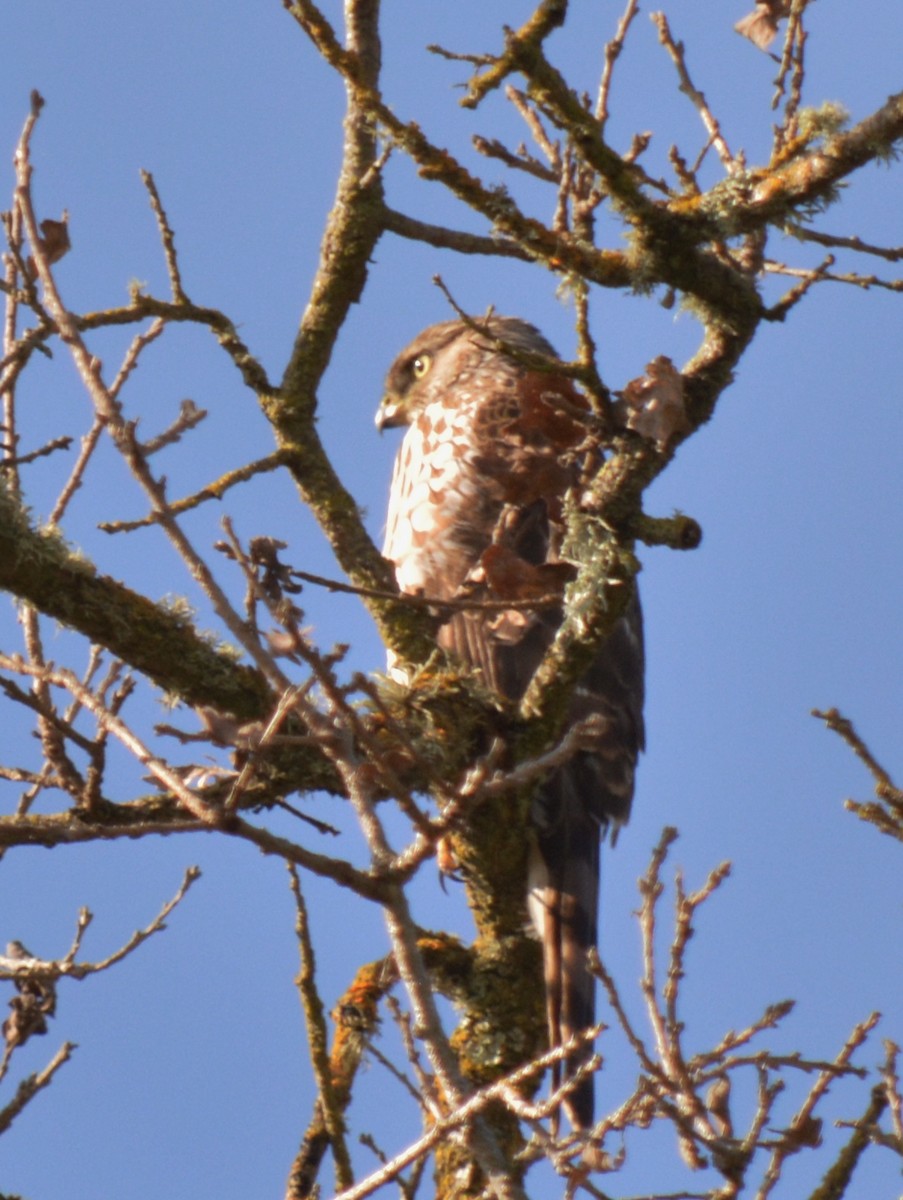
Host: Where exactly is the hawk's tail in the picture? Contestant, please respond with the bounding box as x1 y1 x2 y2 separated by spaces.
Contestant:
528 765 602 1132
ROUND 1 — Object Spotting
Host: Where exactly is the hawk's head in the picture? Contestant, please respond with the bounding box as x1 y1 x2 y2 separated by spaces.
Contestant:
375 319 463 432
375 316 554 432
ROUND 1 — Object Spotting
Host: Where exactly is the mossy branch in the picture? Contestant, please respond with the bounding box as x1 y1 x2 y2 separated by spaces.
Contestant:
0 486 270 720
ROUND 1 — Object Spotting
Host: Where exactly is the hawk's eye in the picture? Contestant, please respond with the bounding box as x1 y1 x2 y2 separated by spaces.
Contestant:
411 354 432 380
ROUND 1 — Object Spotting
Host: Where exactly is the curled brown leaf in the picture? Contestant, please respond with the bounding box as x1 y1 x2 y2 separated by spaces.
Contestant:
613 356 690 452
735 1 793 51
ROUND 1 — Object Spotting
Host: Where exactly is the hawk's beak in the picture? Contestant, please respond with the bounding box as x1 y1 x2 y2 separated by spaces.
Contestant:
375 396 402 432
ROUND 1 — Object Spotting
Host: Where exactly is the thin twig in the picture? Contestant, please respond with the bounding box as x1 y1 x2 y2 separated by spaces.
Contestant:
100 449 288 533
812 709 897 796
288 864 355 1193
0 1041 76 1137
140 171 188 303
382 207 533 260
14 108 288 696
784 224 903 264
652 12 735 172
49 415 104 524
764 259 903 298
772 0 808 125
596 0 641 127
290 565 564 616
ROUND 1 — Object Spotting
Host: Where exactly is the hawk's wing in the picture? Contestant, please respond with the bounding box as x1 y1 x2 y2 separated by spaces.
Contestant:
435 499 644 1132
382 328 644 1131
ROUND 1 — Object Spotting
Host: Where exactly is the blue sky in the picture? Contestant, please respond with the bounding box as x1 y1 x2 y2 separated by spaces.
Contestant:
0 3 900 1197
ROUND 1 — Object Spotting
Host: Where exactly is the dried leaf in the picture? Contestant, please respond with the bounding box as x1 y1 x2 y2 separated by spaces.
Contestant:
735 1 792 51
266 628 303 658
786 1113 823 1149
39 215 71 264
457 545 572 644
613 356 689 451
26 212 71 279
2 941 57 1053
707 1074 734 1137
195 707 243 744
478 544 572 601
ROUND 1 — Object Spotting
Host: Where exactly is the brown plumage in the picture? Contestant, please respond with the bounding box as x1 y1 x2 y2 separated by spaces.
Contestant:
377 317 644 1130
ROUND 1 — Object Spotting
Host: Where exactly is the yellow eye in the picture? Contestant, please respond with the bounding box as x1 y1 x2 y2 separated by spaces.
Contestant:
411 354 432 379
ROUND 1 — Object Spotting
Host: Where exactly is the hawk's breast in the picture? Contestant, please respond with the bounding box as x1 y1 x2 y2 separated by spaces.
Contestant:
383 392 486 597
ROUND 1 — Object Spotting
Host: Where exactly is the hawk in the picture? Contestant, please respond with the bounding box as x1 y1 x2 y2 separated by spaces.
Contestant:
376 317 644 1130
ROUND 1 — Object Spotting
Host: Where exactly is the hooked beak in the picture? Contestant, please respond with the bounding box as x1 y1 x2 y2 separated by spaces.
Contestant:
375 396 403 432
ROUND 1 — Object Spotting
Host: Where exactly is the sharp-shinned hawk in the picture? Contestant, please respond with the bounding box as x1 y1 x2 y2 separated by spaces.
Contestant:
377 317 645 1129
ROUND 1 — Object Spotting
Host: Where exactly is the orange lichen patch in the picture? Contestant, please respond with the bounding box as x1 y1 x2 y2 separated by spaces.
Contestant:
437 835 460 877
748 173 790 207
329 959 394 1100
